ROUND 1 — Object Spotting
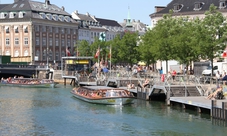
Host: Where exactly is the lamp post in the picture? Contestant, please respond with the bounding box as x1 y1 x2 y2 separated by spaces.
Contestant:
47 47 49 69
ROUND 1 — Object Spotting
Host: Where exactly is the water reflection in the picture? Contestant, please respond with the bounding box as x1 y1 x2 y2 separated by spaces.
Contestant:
0 85 227 135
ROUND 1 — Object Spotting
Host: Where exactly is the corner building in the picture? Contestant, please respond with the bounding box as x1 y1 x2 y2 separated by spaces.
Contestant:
0 0 79 65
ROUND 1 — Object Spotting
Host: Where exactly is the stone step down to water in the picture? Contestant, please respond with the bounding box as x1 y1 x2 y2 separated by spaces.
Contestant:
169 86 201 97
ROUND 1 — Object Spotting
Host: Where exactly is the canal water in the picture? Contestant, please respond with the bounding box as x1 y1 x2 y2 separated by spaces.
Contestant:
0 84 227 136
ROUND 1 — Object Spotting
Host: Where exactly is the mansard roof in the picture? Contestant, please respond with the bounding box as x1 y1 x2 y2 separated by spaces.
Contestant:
0 4 9 10
150 0 224 17
0 0 76 23
95 18 122 27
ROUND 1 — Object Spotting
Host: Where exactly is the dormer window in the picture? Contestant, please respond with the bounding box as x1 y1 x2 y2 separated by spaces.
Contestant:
220 0 227 9
9 12 16 18
0 12 7 19
173 3 183 12
19 11 25 18
194 2 205 11
39 13 46 19
46 14 52 20
58 15 64 21
52 14 58 21
64 16 70 22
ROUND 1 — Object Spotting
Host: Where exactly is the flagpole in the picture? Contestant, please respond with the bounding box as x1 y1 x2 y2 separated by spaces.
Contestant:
110 45 112 73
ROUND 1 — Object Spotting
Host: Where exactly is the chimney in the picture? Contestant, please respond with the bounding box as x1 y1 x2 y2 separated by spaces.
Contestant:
62 6 65 11
45 0 50 5
155 6 166 12
74 10 78 14
86 12 90 16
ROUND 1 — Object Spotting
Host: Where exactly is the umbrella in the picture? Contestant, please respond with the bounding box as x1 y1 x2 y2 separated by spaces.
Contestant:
138 61 146 66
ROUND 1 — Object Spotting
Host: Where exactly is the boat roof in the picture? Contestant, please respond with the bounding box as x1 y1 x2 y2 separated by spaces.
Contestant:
82 86 115 90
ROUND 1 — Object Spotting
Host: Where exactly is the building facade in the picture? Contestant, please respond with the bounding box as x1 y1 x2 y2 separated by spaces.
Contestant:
0 0 79 65
150 0 227 28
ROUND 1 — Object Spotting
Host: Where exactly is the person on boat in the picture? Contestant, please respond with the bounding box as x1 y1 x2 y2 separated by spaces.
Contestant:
206 84 223 100
142 78 150 88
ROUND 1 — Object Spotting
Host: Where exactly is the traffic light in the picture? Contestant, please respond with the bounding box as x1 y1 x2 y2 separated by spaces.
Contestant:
99 32 106 41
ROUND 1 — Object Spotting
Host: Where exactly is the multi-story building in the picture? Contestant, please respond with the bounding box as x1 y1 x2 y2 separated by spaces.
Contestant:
72 10 124 45
72 11 106 44
149 0 227 28
0 0 79 65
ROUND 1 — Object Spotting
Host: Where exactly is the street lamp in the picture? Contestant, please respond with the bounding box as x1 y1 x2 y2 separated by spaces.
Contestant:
47 47 49 69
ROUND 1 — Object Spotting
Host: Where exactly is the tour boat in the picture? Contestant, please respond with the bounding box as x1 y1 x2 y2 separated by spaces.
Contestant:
71 86 135 105
0 78 58 88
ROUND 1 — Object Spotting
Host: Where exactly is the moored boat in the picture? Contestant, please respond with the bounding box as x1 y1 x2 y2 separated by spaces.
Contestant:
71 86 135 105
0 78 58 88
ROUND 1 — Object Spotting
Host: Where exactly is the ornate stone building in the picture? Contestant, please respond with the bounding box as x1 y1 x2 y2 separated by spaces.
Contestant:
0 0 79 65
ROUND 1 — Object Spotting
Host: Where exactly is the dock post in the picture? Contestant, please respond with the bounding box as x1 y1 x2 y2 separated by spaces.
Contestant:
211 100 217 118
222 102 227 121
64 78 66 86
166 89 170 106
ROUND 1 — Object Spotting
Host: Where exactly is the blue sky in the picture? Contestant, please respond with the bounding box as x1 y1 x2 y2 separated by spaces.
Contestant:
1 0 171 25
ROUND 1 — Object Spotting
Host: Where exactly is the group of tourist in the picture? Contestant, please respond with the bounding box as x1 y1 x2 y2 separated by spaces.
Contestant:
1 76 54 84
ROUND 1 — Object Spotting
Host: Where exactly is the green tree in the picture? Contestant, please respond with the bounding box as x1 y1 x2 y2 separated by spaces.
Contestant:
77 40 91 56
200 4 227 76
118 31 139 65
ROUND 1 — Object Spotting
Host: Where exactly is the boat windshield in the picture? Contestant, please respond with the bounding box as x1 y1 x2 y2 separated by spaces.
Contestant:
105 90 127 97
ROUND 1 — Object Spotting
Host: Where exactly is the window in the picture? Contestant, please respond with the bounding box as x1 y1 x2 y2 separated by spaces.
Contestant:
15 38 19 45
6 38 10 46
24 50 28 56
35 37 40 46
24 26 28 33
67 39 70 46
42 26 46 32
42 37 46 46
49 38 52 46
46 14 52 20
220 0 227 9
61 28 65 33
5 50 10 55
43 49 46 61
56 39 59 46
49 27 52 32
61 39 65 47
14 50 19 57
49 50 53 61
39 13 46 19
55 51 59 61
24 37 28 45
5 26 9 33
35 50 40 61
14 26 19 33
0 13 7 19
55 28 59 33
61 51 65 57
9 12 15 18
35 25 39 31
173 3 183 12
19 11 24 18
194 2 204 11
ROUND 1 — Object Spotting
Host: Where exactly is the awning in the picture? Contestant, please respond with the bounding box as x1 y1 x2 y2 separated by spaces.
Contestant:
138 61 146 66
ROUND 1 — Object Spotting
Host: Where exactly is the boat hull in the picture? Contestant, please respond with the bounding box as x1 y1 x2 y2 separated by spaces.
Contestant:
71 92 134 105
0 82 58 88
